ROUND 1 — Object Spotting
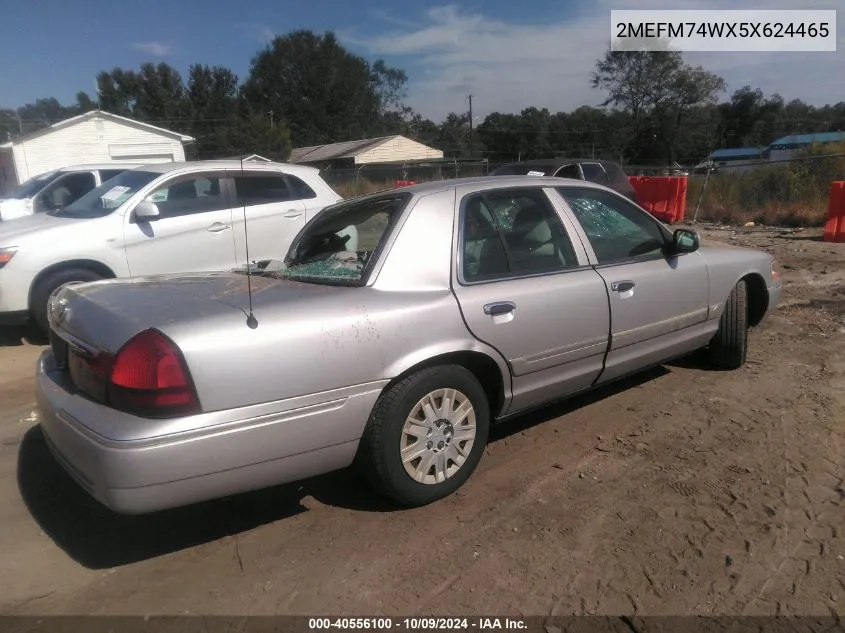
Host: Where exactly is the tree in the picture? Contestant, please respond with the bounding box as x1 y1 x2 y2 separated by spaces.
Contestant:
242 30 410 147
591 49 725 162
95 63 187 123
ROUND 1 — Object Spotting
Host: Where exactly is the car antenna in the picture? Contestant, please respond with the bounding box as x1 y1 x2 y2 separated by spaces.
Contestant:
241 156 258 329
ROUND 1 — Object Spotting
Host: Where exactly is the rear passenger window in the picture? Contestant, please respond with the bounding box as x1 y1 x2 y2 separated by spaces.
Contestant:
461 188 579 283
580 163 609 184
287 175 317 199
555 164 581 179
234 175 292 206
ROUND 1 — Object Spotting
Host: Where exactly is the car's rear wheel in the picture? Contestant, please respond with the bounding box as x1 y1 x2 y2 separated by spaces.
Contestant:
358 365 490 507
31 268 103 334
709 279 748 370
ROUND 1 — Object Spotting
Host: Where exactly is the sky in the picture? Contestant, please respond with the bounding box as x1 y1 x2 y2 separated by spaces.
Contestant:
1 0 842 123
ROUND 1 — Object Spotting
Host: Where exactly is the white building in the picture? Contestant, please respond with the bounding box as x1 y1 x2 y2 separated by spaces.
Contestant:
0 110 194 195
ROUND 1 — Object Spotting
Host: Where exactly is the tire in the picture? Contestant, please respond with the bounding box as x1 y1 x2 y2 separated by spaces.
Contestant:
358 365 490 507
708 279 748 370
31 268 104 334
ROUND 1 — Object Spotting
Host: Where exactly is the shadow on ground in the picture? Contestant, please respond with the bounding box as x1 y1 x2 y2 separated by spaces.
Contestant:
0 325 47 348
776 234 825 242
17 365 670 570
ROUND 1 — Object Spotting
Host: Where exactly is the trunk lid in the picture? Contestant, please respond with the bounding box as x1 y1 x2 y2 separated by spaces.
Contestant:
47 270 348 407
50 271 343 353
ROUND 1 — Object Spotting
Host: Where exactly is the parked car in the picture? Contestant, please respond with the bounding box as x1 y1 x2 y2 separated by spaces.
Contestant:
490 159 639 203
0 160 341 332
36 175 781 514
0 163 141 221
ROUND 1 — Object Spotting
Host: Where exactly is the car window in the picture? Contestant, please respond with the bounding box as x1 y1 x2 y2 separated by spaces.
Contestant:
36 172 96 211
234 175 292 205
555 164 581 179
286 175 317 199
461 188 579 283
6 170 59 199
99 169 126 182
556 187 668 264
146 176 227 218
282 193 410 286
580 163 609 184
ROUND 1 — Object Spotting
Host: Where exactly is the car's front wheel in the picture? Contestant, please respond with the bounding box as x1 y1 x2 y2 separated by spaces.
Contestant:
709 279 748 370
358 365 490 507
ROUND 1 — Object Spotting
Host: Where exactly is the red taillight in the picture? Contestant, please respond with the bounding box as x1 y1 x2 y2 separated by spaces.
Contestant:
108 329 200 418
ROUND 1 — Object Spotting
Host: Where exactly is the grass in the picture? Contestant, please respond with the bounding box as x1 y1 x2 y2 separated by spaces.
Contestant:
686 143 845 227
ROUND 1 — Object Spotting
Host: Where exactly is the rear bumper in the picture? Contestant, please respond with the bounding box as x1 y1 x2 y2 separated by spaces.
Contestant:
35 351 382 515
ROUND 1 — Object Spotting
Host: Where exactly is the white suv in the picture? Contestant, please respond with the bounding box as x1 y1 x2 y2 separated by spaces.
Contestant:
0 161 342 332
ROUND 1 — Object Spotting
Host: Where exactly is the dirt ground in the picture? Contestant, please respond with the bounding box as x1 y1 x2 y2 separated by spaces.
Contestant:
0 224 843 617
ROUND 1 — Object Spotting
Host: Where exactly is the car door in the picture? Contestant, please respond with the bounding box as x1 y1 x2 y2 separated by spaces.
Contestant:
229 171 307 265
451 186 611 415
553 186 710 384
123 171 238 276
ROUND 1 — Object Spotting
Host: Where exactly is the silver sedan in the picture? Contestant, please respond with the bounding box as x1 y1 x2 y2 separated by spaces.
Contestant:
35 176 782 514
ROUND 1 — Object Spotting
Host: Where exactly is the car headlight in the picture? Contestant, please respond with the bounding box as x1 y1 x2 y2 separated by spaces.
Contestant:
0 246 18 269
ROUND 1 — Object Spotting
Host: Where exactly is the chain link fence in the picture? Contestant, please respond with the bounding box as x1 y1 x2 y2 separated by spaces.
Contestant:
321 160 493 197
689 152 845 227
324 153 844 228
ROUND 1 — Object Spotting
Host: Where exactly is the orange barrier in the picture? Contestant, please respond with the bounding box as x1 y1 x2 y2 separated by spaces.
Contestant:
628 176 688 224
395 180 417 188
823 181 845 243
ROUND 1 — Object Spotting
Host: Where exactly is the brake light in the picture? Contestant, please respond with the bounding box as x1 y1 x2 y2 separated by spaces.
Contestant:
108 329 200 418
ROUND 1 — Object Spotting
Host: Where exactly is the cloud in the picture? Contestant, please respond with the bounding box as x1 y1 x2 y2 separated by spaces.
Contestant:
345 2 844 121
235 22 276 45
370 7 417 28
132 41 171 57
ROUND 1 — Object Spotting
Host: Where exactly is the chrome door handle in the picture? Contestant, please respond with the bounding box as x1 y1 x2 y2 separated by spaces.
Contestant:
207 222 231 233
483 301 516 316
611 280 636 292
284 209 303 219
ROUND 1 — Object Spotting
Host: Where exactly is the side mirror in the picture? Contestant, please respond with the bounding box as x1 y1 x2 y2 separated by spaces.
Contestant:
667 228 700 255
133 200 160 222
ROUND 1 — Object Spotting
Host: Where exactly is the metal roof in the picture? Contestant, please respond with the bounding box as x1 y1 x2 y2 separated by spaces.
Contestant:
768 131 845 149
708 147 763 159
288 136 398 164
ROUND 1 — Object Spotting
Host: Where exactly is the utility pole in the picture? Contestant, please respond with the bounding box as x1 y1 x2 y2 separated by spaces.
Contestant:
467 94 473 157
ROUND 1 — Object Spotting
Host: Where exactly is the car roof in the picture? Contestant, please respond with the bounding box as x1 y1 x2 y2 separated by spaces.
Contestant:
55 163 143 172
499 158 622 168
345 175 612 201
127 160 321 177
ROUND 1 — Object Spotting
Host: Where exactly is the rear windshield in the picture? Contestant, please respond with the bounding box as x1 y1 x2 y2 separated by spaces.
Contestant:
279 193 411 286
